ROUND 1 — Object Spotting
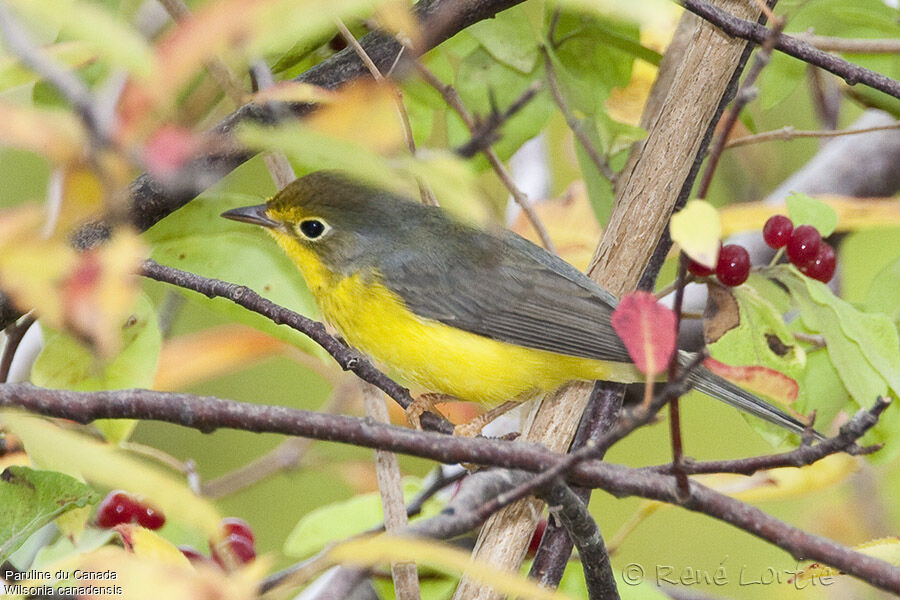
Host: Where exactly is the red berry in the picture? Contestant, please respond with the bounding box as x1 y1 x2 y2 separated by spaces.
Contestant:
527 519 548 557
799 242 836 283
179 545 212 566
221 518 254 545
687 258 715 277
96 491 139 528
136 504 166 530
763 215 793 249
715 244 751 286
211 534 256 569
786 225 821 267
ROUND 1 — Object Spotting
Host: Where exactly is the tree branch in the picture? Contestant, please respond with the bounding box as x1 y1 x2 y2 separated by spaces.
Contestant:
1 384 898 594
139 259 454 434
680 0 900 100
127 0 529 232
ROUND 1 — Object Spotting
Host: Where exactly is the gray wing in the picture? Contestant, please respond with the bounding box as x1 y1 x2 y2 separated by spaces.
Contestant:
379 229 632 363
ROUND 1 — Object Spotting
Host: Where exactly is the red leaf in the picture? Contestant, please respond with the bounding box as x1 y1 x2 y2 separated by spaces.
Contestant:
143 125 202 178
704 358 799 404
611 291 677 375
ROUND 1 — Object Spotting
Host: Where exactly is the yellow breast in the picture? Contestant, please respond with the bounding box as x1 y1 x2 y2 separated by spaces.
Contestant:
271 231 639 407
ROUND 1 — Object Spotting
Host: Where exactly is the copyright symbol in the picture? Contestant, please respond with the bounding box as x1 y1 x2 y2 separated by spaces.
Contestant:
622 563 644 585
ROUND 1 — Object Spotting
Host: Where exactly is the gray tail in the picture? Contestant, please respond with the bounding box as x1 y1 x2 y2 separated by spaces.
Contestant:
685 360 823 440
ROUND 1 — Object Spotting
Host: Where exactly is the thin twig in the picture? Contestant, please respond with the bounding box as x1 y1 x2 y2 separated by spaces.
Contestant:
413 62 557 252
541 48 617 183
644 400 886 475
3 385 898 595
335 18 437 206
667 255 690 497
0 315 36 383
697 14 785 199
795 35 900 55
362 382 420 600
0 1 108 144
138 259 454 434
680 0 900 100
724 122 900 149
156 0 248 104
201 381 356 497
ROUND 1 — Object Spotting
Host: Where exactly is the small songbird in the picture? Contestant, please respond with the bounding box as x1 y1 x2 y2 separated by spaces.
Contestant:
223 171 811 436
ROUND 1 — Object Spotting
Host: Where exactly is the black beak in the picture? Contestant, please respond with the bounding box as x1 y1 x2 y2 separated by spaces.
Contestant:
221 204 279 228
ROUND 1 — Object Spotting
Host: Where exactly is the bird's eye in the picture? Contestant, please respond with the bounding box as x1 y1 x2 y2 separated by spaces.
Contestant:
298 219 328 240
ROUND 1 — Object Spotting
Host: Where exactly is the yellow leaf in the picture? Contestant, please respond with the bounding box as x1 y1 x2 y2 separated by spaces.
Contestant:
0 102 84 164
2 412 221 537
510 181 602 271
59 231 146 356
793 536 900 583
0 204 75 326
154 325 286 391
720 196 900 236
306 81 405 154
698 453 859 503
670 199 721 269
329 535 575 600
372 0 422 50
116 524 191 567
45 546 258 600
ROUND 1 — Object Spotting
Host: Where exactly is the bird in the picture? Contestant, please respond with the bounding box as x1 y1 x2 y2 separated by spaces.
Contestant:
222 170 813 437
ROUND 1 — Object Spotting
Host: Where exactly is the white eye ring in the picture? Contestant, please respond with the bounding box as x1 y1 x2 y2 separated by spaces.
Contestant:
296 218 331 240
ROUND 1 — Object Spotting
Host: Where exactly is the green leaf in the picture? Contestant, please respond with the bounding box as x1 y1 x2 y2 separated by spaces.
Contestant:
8 0 152 78
454 47 554 163
2 412 222 536
467 6 539 74
786 192 838 236
284 478 443 558
773 266 900 447
31 294 161 443
0 42 95 92
544 11 637 117
865 254 900 328
0 466 98 563
145 190 325 357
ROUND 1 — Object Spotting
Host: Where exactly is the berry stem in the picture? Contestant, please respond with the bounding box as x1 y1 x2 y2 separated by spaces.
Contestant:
768 247 785 268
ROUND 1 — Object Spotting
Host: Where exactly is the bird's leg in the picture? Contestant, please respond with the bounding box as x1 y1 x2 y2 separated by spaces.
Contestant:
454 400 523 437
405 393 453 430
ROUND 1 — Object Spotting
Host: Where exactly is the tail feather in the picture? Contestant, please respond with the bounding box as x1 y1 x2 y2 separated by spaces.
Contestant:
685 358 823 440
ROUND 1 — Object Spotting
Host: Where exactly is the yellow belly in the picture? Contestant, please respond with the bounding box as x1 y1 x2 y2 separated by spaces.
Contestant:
272 233 640 407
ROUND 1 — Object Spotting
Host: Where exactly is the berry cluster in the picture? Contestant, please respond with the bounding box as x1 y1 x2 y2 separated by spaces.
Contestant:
763 216 836 283
687 215 835 286
95 490 166 530
180 517 257 571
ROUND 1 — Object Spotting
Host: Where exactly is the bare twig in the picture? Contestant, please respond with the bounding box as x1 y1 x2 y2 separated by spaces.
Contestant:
335 18 437 206
723 122 900 149
794 35 900 55
644 400 887 475
697 15 785 198
2 385 898 594
362 383 420 600
138 259 454 434
680 0 900 100
541 49 617 183
201 381 356 497
528 383 624 587
156 0 248 104
0 1 109 143
666 255 691 497
413 63 556 252
539 483 619 600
